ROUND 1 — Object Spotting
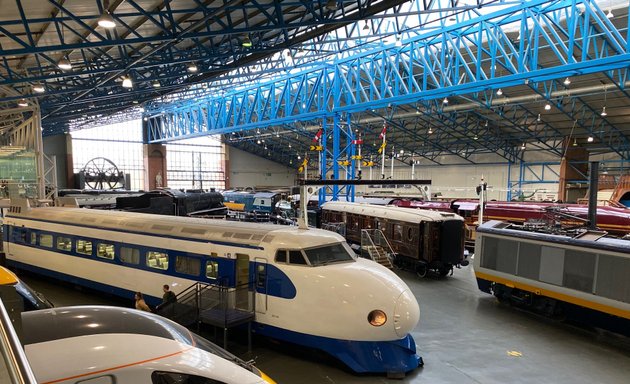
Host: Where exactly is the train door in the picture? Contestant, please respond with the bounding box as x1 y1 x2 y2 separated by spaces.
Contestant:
254 257 267 314
235 253 250 310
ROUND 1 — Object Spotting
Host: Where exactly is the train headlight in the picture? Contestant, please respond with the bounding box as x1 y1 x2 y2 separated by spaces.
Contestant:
368 310 387 326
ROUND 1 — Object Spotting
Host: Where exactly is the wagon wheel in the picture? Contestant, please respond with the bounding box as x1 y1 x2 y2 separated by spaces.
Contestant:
438 265 452 277
416 264 428 278
82 157 123 190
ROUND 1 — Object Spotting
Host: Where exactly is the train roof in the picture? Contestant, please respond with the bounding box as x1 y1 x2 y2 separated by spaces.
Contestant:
477 220 630 254
8 206 344 249
321 201 463 223
22 306 265 384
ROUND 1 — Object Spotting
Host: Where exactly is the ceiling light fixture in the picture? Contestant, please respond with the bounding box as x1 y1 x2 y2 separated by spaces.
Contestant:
496 88 503 96
33 84 45 93
152 80 161 88
363 20 370 31
601 106 608 117
395 34 402 47
97 11 116 28
544 103 551 111
572 138 578 146
606 9 614 18
537 113 541 122
428 127 433 134
187 63 198 73
122 76 133 88
58 56 72 70
442 97 449 104
563 77 571 86
587 136 594 143
242 36 252 47
473 134 478 140
520 142 526 150
17 98 29 107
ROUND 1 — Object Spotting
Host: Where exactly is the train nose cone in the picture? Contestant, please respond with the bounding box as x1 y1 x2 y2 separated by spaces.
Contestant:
393 289 419 338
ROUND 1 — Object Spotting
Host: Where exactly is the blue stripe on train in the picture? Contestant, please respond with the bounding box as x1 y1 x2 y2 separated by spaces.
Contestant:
252 323 422 374
7 260 163 307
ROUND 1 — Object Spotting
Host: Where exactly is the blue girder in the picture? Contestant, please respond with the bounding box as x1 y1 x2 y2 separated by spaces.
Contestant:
146 0 630 177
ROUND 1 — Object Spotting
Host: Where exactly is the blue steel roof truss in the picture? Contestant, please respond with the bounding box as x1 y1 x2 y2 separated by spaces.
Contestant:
145 0 630 176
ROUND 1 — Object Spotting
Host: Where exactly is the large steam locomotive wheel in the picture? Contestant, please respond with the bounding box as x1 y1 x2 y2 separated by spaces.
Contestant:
82 157 124 190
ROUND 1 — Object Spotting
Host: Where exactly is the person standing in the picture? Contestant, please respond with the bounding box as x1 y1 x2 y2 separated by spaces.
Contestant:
156 284 177 311
134 292 151 312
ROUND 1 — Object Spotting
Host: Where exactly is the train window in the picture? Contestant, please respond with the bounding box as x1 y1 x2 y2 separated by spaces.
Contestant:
275 250 287 263
304 243 355 266
407 227 414 241
120 247 140 264
29 231 37 245
517 242 542 280
205 261 219 279
76 239 93 255
289 250 307 265
151 371 226 384
147 251 169 270
176 256 201 276
56 236 72 252
39 233 53 248
392 224 403 241
97 243 115 260
75 375 115 384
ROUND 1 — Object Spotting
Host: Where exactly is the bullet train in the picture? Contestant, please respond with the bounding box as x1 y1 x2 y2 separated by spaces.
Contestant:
21 305 276 384
474 220 630 336
2 199 422 375
0 265 53 310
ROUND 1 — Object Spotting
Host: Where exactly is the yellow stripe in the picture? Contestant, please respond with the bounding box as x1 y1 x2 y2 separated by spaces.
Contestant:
475 271 630 320
224 202 246 211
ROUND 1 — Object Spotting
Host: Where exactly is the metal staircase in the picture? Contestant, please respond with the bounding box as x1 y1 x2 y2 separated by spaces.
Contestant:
360 229 395 269
156 280 255 351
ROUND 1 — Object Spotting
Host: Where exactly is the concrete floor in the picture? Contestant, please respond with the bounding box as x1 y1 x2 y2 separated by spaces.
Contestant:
20 264 630 384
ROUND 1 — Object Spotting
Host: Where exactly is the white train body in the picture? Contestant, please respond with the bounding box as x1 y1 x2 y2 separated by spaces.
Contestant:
3 203 421 374
22 306 274 384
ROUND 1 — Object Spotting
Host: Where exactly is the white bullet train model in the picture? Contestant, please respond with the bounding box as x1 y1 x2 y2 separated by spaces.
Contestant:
21 305 276 384
2 200 422 375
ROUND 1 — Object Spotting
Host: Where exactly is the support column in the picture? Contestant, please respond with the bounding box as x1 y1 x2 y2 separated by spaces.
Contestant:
144 144 167 190
558 137 588 203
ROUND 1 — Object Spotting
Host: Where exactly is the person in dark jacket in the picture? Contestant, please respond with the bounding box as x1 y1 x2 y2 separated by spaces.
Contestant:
156 284 177 311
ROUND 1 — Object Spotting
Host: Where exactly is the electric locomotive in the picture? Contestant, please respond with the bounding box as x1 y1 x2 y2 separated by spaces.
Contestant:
474 220 630 336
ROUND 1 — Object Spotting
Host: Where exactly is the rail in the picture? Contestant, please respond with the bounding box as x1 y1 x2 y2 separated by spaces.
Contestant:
0 298 37 384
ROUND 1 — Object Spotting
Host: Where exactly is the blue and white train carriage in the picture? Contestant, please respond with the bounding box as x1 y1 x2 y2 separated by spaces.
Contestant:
2 200 422 375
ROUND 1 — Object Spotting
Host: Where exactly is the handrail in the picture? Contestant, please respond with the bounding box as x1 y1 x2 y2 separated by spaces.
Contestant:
0 299 38 384
360 229 396 264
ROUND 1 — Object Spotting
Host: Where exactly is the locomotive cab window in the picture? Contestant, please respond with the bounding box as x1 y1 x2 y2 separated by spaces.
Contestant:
274 250 287 263
97 243 115 260
147 251 169 270
152 371 226 384
289 250 307 265
304 242 355 266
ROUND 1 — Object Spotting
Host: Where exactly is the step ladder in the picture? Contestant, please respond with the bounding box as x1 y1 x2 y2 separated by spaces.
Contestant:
360 229 395 269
